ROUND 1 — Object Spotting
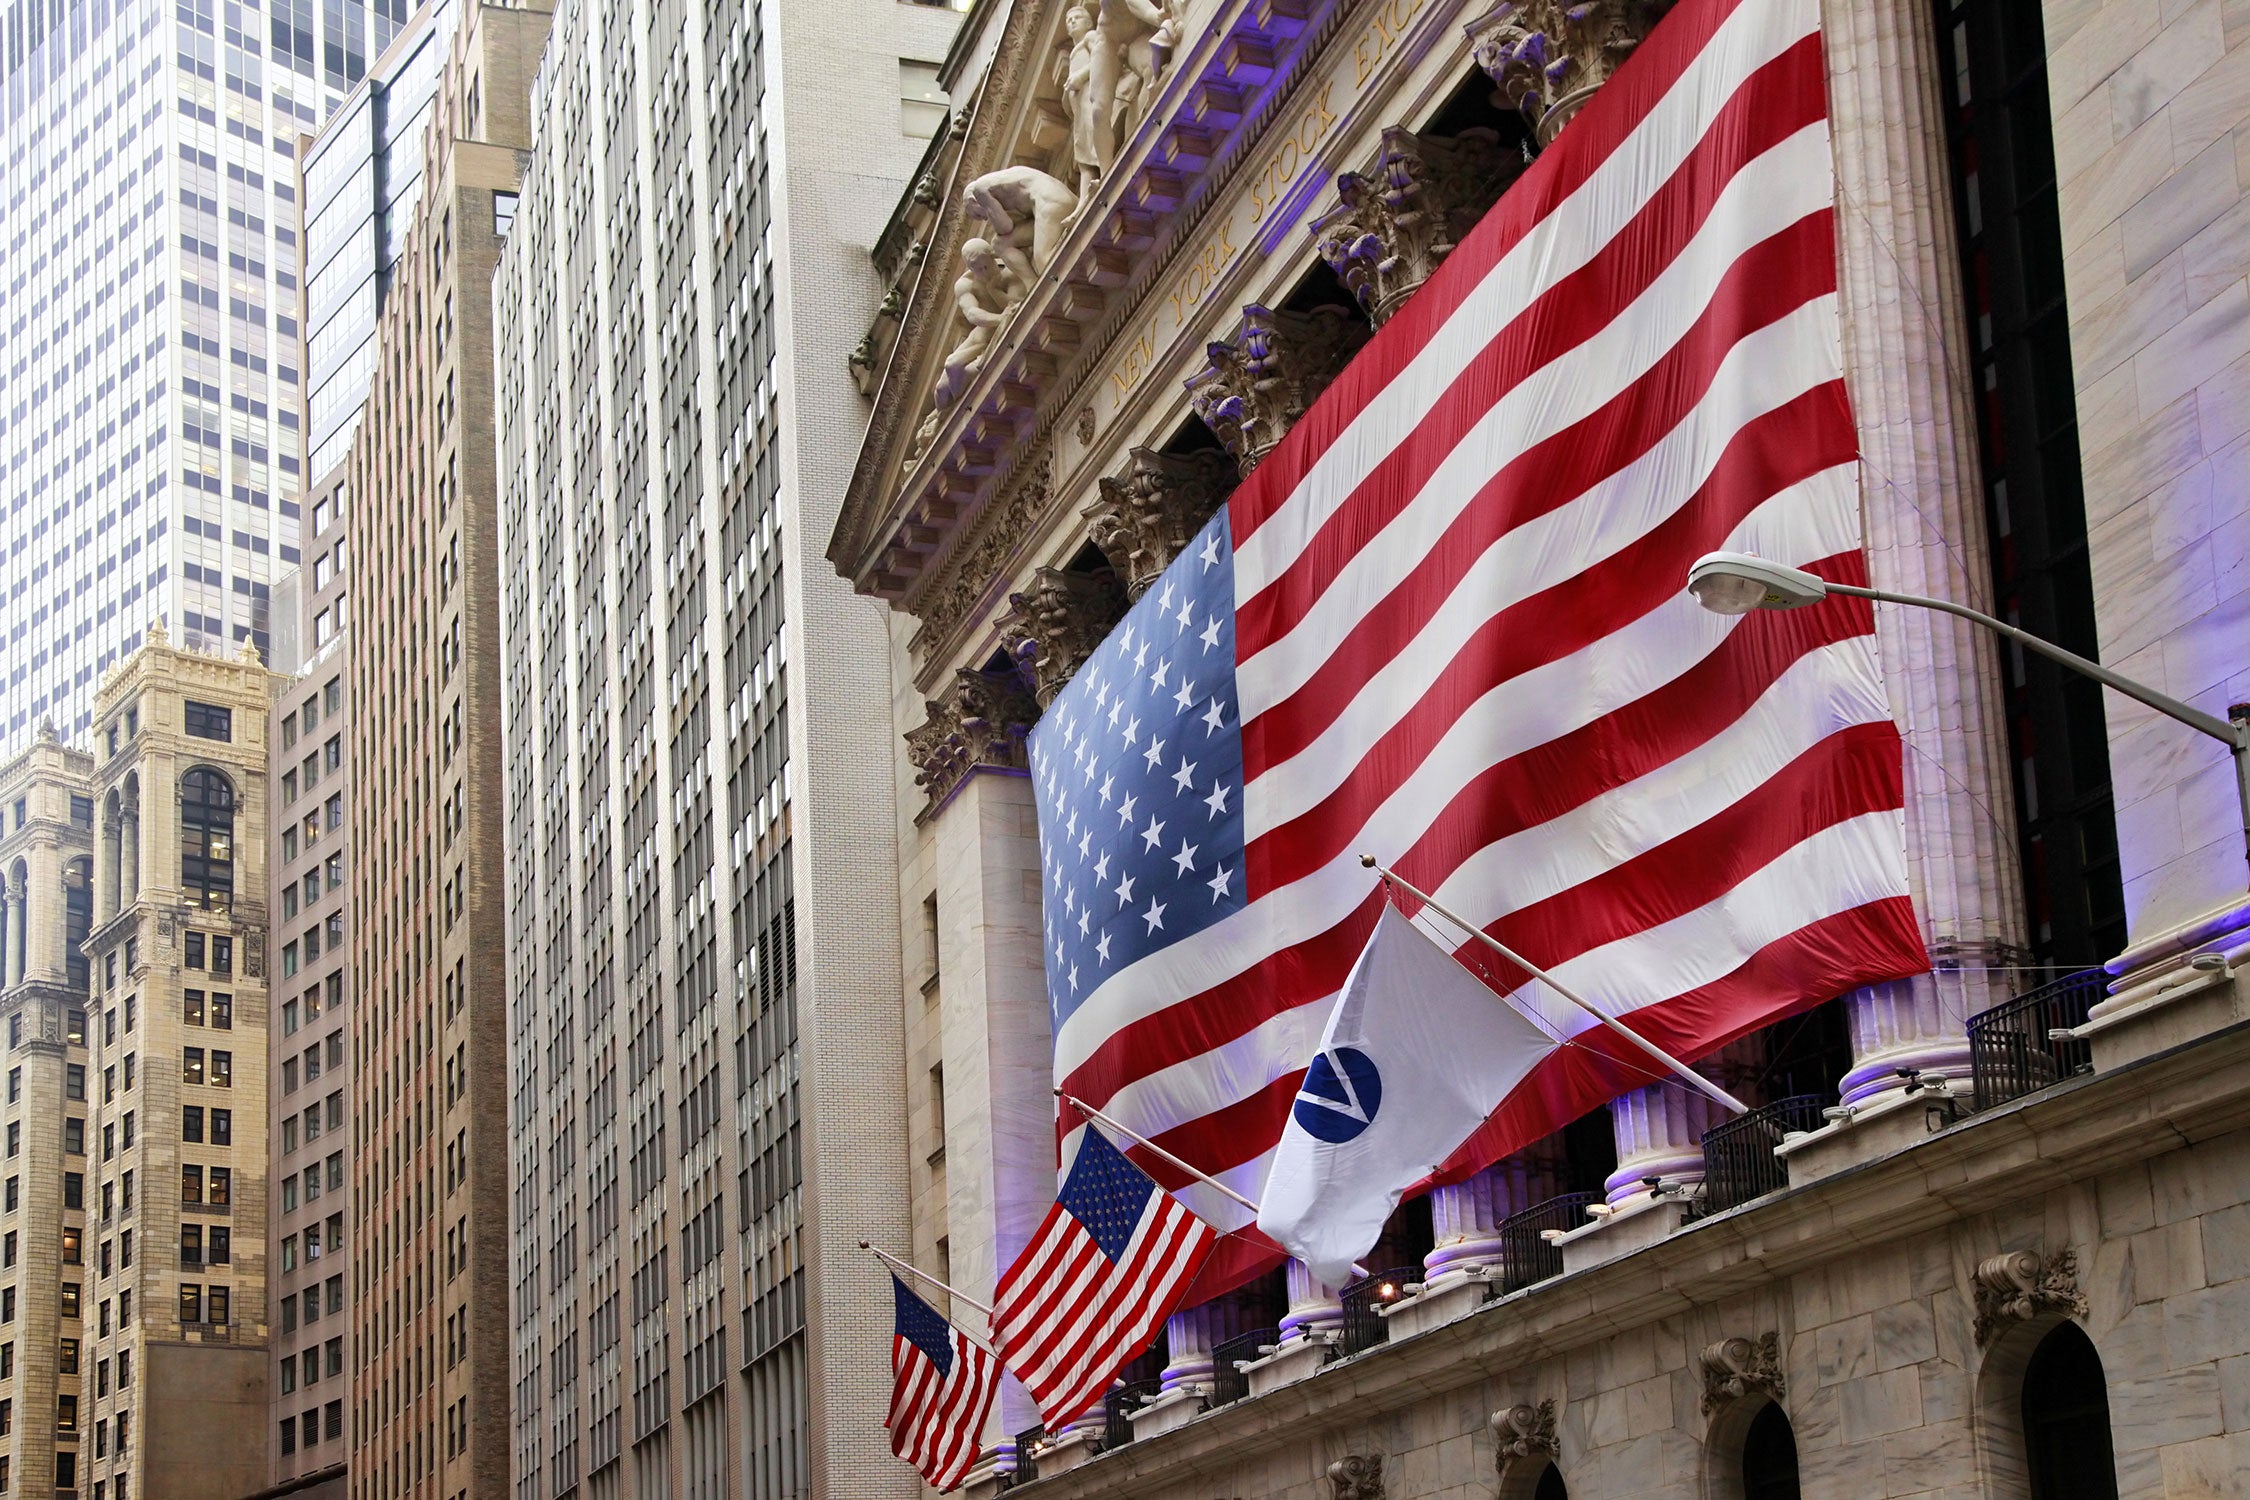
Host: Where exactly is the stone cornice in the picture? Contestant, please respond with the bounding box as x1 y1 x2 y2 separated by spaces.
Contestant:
829 0 1345 608
1000 1018 2250 1497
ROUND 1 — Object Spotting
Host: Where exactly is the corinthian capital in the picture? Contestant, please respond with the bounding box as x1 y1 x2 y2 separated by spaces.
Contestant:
1084 448 1238 598
1313 127 1526 326
1468 0 1675 145
999 567 1126 705
1184 304 1368 474
905 667 1043 810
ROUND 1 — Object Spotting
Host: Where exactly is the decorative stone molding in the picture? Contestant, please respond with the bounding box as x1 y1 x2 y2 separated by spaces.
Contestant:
999 567 1126 705
1327 1453 1384 1500
912 456 1056 656
1467 0 1675 145
1185 304 1368 473
1083 447 1238 597
1490 1400 1558 1465
1972 1249 2087 1347
1698 1332 1785 1413
906 668 1043 811
1312 126 1526 326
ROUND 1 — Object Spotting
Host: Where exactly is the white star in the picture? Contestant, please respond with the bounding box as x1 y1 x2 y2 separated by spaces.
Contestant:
1149 656 1169 689
1096 931 1113 963
1170 838 1198 876
1157 580 1175 614
1175 597 1193 631
1078 829 1092 858
1054 936 1065 964
1204 780 1232 819
1199 616 1222 652
1107 697 1123 728
1142 736 1166 770
1122 715 1140 747
1198 531 1221 569
1115 872 1137 908
1170 756 1198 793
1069 963 1079 992
1082 755 1097 784
1061 885 1076 915
1201 698 1227 735
1133 639 1149 671
1098 773 1115 805
1207 864 1234 901
1116 792 1138 826
1093 851 1111 883
1142 898 1168 933
1077 907 1091 936
1140 814 1166 851
1066 809 1079 841
1173 677 1197 712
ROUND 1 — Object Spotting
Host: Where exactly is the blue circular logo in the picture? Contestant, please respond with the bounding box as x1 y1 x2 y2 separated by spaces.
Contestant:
1293 1046 1383 1143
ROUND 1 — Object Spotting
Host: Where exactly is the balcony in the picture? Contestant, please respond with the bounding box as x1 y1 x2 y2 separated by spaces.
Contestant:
1208 1326 1277 1409
1968 968 2100 1112
1697 1094 1828 1216
1100 1377 1159 1451
1337 1267 1418 1357
1490 1192 1595 1297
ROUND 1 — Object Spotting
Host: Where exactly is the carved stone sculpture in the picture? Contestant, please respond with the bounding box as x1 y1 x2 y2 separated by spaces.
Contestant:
999 567 1126 705
1328 1454 1384 1500
965 164 1081 282
1972 1248 2088 1346
1060 4 1116 200
935 237 1029 407
1490 1400 1559 1465
1185 305 1369 473
1699 1332 1785 1413
1468 0 1676 145
905 667 1043 809
1313 126 1527 325
1083 447 1237 597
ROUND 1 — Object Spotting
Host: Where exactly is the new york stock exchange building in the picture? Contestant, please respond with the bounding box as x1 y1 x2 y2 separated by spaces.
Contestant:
824 0 2250 1494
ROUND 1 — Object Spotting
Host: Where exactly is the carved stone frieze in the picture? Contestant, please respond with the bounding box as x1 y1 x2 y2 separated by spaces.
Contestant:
1327 1454 1383 1500
1185 304 1369 473
913 457 1056 653
1468 0 1676 145
999 566 1126 705
906 667 1043 811
1083 447 1237 597
1972 1248 2087 1346
1312 126 1527 325
1698 1332 1785 1413
1490 1400 1559 1466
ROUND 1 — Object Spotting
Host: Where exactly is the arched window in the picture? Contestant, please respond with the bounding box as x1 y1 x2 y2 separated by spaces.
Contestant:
180 769 237 913
2023 1323 2117 1500
1533 1463 1568 1500
64 861 92 989
1739 1403 1801 1500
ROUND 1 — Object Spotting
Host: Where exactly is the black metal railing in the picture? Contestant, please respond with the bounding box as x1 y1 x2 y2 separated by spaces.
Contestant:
1699 1094 1826 1215
1209 1326 1277 1408
1337 1267 1419 1357
1969 968 2101 1111
1010 1425 1045 1485
1493 1192 1594 1295
1103 1377 1161 1450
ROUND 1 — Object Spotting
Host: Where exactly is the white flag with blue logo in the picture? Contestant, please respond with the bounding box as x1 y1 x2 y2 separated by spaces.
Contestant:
1257 904 1562 1288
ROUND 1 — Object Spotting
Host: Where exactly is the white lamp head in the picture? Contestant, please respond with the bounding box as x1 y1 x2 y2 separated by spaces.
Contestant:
1686 551 1830 615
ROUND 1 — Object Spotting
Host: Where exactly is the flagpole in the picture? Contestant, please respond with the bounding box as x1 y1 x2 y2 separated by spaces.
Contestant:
859 1240 996 1319
1359 857 1749 1116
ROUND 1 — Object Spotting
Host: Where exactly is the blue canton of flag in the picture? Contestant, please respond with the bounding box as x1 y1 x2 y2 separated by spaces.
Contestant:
1028 510 1245 1030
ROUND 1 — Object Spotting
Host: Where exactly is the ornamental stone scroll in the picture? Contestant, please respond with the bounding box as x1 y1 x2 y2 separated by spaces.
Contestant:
1698 1332 1785 1414
1083 447 1237 598
1312 126 1527 326
1468 0 1676 145
1184 304 1368 474
1972 1248 2087 1347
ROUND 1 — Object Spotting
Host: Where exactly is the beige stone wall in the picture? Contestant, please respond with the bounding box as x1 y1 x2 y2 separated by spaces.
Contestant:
2046 0 2250 960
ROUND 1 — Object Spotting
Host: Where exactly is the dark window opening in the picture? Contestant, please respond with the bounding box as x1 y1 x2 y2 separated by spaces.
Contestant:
1935 0 2123 969
1420 66 1538 160
1277 259 1359 318
2023 1322 2118 1500
1740 1402 1801 1500
180 769 236 913
1533 1463 1569 1500
183 701 234 741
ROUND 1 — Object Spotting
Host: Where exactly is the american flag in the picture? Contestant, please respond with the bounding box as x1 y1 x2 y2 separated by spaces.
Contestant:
885 1274 1001 1492
990 1123 1218 1428
1028 0 1927 1292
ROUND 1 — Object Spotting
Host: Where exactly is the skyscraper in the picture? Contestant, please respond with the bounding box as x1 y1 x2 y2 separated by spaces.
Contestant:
340 4 550 1496
0 0 406 750
492 0 961 1492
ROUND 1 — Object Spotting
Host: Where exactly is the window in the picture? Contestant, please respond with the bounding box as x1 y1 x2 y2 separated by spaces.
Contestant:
4 1070 14 1104
65 1064 83 1101
209 1167 231 1205
212 936 233 975
280 1417 296 1456
59 1229 78 1266
281 1356 296 1393
281 770 297 806
63 1120 82 1156
184 1048 205 1085
325 678 341 715
212 1110 232 1146
211 993 233 1032
282 1175 298 1211
58 1283 77 1318
103 1123 114 1160
183 1107 204 1143
210 1286 230 1325
180 768 237 912
65 1010 83 1046
181 1225 203 1265
211 1052 232 1087
3 1126 14 1159
283 999 300 1035
2 1178 14 1212
63 1174 81 1210
2021 1322 2117 1500
185 932 206 969
0 1289 12 1322
183 701 233 741
1739 1403 1801 1500
57 1338 77 1373
179 1284 202 1324
185 990 204 1025
182 1166 203 1204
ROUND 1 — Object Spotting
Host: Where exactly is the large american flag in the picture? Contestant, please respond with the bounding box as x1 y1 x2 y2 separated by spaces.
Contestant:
990 1123 1218 1428
1028 0 1927 1293
885 1275 1001 1492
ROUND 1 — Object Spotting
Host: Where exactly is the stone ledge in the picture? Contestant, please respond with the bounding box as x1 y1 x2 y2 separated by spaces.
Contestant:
999 1016 2250 1498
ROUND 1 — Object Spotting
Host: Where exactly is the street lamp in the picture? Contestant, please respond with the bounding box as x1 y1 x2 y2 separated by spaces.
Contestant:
1686 550 2250 874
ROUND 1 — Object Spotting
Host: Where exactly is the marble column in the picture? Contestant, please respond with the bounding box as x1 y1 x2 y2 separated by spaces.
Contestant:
1157 1301 1228 1393
120 798 140 906
97 812 120 922
1604 1082 1732 1205
23 843 58 985
1423 1147 1566 1280
1278 1258 1345 1343
1824 0 2026 1107
3 886 20 989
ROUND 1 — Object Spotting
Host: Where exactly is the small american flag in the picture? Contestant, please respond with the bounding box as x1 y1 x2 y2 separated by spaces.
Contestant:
886 1275 1000 1491
991 1124 1218 1428
1031 0 1928 1295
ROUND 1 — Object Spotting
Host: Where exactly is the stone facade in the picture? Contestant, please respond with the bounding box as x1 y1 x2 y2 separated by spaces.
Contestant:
827 0 2250 1494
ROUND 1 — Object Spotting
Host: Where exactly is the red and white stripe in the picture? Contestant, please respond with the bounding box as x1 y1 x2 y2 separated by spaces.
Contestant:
1052 0 1926 1286
888 1328 1000 1491
992 1186 1218 1429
